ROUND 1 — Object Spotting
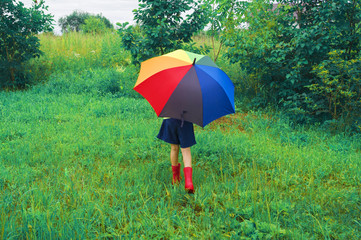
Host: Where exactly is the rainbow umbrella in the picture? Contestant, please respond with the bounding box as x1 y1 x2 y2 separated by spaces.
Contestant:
134 49 235 127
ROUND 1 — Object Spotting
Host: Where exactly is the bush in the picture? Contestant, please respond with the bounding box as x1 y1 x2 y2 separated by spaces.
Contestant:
222 0 361 130
119 0 209 64
59 11 113 34
0 0 53 89
307 50 361 132
81 16 110 35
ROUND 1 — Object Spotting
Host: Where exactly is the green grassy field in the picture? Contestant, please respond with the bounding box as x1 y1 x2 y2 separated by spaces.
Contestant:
1 33 360 239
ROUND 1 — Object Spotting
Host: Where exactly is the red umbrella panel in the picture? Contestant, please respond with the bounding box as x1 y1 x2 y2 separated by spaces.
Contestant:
134 50 235 127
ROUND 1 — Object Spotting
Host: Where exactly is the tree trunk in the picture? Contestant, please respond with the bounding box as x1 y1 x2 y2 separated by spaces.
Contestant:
5 45 15 84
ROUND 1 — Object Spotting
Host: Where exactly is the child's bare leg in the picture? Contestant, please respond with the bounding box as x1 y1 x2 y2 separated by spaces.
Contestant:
170 144 180 166
181 147 192 168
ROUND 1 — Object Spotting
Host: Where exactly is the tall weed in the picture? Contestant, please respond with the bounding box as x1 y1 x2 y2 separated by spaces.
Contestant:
33 66 138 98
25 32 131 84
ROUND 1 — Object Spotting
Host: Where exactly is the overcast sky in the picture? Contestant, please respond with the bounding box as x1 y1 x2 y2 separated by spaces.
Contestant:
21 0 139 34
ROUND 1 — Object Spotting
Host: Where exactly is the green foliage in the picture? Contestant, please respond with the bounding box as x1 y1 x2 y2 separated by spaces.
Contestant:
33 67 139 98
58 11 113 34
24 32 131 84
81 16 110 35
118 0 209 63
307 50 361 131
221 0 280 107
58 10 88 33
223 0 361 129
203 0 248 62
272 0 361 103
0 0 53 88
93 14 113 30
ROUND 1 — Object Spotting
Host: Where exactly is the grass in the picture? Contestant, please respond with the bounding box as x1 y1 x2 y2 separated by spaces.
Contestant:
25 31 131 84
1 32 361 239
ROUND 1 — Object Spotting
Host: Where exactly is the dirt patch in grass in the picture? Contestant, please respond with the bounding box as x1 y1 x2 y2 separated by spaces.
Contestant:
206 113 248 133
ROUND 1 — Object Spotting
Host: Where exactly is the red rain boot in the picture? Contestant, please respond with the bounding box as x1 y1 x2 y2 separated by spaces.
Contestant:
183 167 194 194
172 163 181 184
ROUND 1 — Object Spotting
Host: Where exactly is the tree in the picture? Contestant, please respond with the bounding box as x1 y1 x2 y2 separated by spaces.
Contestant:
118 0 209 64
81 16 109 35
204 0 247 62
58 10 89 33
59 11 113 34
0 0 53 88
224 0 361 125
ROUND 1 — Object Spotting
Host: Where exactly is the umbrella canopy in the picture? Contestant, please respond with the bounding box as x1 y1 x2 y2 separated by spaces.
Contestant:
134 49 235 127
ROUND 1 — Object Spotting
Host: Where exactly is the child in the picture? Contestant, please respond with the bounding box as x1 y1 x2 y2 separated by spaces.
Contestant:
157 118 196 193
